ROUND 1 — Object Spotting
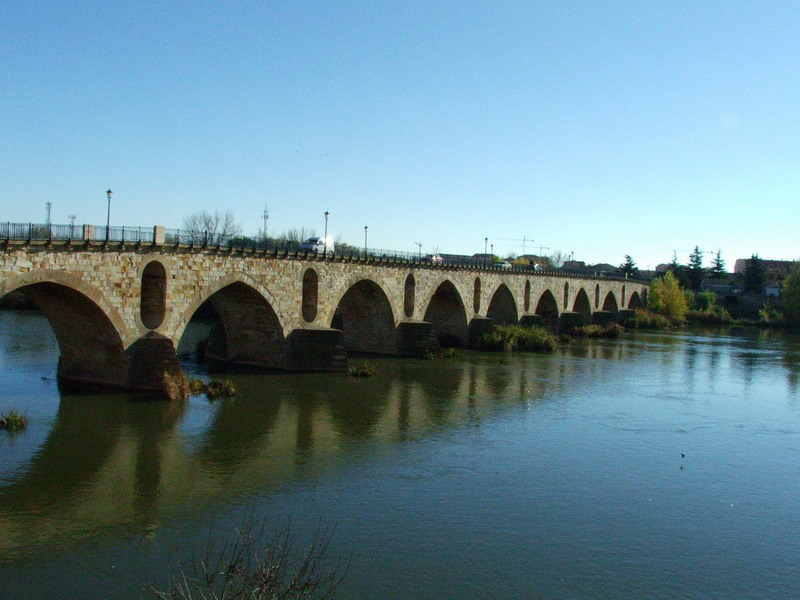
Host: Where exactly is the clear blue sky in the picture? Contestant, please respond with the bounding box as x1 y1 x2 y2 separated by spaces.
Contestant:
1 1 798 270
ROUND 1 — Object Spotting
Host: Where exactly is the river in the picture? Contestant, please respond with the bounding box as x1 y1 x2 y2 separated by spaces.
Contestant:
1 310 799 599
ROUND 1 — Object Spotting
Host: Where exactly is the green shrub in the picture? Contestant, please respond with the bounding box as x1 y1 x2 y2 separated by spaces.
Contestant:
695 291 717 311
758 305 785 326
571 323 625 339
479 325 556 353
571 324 604 338
625 308 672 330
686 307 732 325
0 411 28 432
649 271 688 323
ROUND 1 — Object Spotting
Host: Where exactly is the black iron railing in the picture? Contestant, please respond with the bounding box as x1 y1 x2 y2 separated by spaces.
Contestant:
1 221 650 282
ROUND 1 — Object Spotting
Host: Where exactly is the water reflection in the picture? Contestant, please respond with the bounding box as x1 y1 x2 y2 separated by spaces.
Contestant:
1 342 579 558
3 309 800 596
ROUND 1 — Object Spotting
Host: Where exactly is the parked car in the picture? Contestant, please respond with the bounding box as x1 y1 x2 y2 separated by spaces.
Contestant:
424 254 444 265
299 236 334 254
493 261 512 270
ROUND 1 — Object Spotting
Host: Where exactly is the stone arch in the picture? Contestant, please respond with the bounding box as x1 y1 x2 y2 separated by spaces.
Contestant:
628 290 643 309
594 284 600 309
404 273 415 318
182 281 287 369
332 279 396 354
487 284 518 325
602 291 619 313
423 280 469 347
175 274 290 344
563 282 569 310
524 280 531 312
140 260 167 330
302 268 318 323
3 279 128 389
535 289 559 330
473 277 482 314
572 288 592 321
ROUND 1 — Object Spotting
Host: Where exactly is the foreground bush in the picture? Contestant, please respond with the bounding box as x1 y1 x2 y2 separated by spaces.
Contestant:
151 517 346 599
0 411 28 432
479 325 556 352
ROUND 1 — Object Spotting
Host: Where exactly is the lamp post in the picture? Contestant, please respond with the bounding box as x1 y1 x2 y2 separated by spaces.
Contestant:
484 237 488 267
364 226 368 257
105 189 113 243
323 211 329 256
414 242 422 258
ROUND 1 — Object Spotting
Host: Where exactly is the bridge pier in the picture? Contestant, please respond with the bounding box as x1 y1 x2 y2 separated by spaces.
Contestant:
467 317 495 348
519 314 544 328
126 332 189 400
591 310 617 327
287 328 347 371
559 311 589 332
395 321 439 356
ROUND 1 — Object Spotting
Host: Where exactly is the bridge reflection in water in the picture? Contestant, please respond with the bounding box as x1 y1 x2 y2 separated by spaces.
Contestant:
0 322 633 559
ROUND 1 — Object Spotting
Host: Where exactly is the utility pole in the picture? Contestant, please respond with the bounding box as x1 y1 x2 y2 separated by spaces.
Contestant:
262 204 269 242
45 202 52 225
414 241 422 257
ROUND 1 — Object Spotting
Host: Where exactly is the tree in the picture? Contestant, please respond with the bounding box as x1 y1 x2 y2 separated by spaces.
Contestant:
648 271 689 322
667 253 690 289
781 263 800 326
549 250 567 268
182 210 242 245
710 250 726 276
686 246 705 291
618 255 638 277
742 254 767 294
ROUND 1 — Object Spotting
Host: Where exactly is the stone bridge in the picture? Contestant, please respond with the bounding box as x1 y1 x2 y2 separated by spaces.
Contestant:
0 241 648 398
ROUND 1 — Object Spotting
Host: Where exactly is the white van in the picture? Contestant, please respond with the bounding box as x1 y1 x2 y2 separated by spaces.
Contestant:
299 236 335 254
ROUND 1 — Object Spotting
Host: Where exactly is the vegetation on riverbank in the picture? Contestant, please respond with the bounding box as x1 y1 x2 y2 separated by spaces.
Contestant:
634 268 800 331
570 323 625 339
0 410 28 432
479 324 557 352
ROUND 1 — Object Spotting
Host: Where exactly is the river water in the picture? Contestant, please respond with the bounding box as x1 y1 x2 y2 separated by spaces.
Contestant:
1 309 799 599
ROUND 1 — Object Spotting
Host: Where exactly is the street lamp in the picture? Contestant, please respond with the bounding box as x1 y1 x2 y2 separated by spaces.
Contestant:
323 211 330 256
105 189 113 243
484 237 488 267
364 226 368 256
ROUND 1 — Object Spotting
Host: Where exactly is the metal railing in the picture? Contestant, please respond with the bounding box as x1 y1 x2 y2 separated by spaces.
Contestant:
1 222 157 243
2 221 650 282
